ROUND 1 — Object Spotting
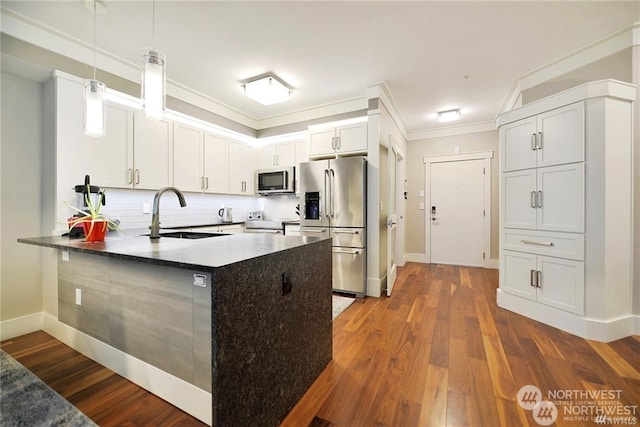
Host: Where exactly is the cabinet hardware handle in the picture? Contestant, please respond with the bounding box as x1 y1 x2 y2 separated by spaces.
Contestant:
127 168 133 184
531 133 537 150
331 136 336 150
521 239 554 246
273 154 277 166
135 169 140 184
537 190 542 208
336 136 341 150
276 154 279 165
334 248 361 255
537 132 542 150
205 177 209 190
302 228 326 234
536 270 542 288
333 229 360 234
530 269 536 287
201 176 205 190
530 191 537 208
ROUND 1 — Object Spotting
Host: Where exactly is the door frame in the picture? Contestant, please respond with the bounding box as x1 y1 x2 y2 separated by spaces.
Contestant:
423 151 493 267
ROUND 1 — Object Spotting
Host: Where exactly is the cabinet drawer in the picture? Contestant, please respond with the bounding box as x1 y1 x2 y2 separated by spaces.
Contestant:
503 230 584 260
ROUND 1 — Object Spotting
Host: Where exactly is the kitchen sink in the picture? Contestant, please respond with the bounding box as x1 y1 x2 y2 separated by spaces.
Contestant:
143 231 228 239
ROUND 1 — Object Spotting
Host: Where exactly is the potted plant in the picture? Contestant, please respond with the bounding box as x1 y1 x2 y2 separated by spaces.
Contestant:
65 185 118 242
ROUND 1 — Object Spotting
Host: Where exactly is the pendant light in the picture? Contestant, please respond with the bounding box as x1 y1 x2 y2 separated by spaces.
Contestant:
83 0 106 137
141 0 166 119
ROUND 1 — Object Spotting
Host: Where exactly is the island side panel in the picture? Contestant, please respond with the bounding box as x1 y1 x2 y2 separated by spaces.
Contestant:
211 238 332 427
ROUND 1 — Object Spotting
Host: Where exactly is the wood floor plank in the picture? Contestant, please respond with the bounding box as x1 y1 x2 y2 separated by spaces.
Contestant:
4 263 639 427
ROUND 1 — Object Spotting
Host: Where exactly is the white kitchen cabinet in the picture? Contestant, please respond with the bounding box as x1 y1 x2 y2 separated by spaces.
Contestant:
85 102 134 188
308 121 367 157
502 163 584 233
497 80 636 342
173 122 204 192
133 111 173 190
256 141 297 169
501 250 584 314
204 133 229 194
501 102 584 172
229 140 255 195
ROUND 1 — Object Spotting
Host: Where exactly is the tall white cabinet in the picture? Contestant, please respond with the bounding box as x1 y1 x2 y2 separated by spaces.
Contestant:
497 80 636 342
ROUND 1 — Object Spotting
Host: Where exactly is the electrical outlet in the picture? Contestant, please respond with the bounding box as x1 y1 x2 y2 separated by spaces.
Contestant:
75 288 82 306
62 250 70 262
143 203 151 214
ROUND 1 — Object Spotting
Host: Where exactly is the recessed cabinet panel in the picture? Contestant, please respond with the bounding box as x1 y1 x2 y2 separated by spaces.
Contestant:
537 163 584 232
133 111 172 190
501 117 537 172
501 250 537 300
502 169 537 229
173 123 203 192
537 103 584 168
205 133 229 194
537 256 584 315
85 103 133 188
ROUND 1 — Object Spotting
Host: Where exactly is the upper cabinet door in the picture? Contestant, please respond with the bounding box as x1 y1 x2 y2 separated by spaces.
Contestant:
501 117 537 172
308 128 335 157
85 102 133 188
536 163 584 233
173 122 203 192
536 102 584 168
133 111 172 190
204 133 229 194
335 123 367 154
502 169 537 230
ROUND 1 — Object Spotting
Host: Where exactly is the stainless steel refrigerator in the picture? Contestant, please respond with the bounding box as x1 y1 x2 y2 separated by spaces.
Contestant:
299 156 367 297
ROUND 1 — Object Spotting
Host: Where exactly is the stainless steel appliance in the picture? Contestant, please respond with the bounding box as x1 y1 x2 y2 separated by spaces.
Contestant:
300 156 367 297
244 219 284 234
218 207 233 223
255 166 295 195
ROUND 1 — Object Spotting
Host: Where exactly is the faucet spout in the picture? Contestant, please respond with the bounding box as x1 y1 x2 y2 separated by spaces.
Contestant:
149 187 187 238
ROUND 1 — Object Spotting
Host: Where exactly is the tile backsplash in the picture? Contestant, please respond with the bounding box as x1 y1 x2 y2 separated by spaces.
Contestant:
95 189 299 230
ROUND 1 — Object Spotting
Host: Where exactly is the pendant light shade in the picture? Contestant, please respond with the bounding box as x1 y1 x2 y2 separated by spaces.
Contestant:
84 79 106 137
141 48 166 119
83 0 106 137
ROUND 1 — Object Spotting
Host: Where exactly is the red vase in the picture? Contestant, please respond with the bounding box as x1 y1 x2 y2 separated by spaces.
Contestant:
83 220 108 242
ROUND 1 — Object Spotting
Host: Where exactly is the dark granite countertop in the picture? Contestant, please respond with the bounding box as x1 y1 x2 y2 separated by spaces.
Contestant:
18 229 328 270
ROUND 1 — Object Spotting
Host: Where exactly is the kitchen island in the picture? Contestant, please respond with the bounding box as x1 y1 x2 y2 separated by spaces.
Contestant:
18 231 332 426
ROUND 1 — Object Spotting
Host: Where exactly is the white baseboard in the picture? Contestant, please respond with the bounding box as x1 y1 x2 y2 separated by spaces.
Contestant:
485 258 499 269
497 289 639 342
16 313 212 425
404 253 428 263
0 312 43 340
367 277 382 297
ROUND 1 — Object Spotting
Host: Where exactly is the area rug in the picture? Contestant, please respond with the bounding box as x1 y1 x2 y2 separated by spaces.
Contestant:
0 349 97 427
332 294 355 320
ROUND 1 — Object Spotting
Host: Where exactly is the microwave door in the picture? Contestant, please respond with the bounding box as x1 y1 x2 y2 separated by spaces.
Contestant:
300 160 330 227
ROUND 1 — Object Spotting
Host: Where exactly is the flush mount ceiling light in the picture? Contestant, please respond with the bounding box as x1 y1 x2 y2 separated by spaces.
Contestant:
141 0 166 119
437 108 461 123
242 74 293 105
83 0 106 137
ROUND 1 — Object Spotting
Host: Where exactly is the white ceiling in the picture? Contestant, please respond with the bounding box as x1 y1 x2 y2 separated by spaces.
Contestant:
2 1 639 135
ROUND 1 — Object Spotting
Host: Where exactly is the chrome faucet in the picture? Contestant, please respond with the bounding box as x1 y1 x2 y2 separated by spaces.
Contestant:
149 187 187 238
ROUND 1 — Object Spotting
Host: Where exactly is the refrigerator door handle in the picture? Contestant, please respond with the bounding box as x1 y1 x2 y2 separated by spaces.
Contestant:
330 168 336 218
324 169 330 218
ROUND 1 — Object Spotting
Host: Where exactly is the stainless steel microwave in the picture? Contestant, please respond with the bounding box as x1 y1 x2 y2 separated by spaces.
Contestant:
255 166 295 195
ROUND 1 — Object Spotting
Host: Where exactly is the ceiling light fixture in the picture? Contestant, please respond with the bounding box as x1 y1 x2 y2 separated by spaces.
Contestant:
437 108 461 123
83 0 106 137
242 74 292 105
141 0 166 119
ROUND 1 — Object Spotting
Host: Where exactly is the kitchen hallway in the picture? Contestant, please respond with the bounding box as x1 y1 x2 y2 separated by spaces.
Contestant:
2 263 639 426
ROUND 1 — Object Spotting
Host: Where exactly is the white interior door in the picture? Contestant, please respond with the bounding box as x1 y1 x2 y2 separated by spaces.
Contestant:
430 159 485 266
387 145 398 296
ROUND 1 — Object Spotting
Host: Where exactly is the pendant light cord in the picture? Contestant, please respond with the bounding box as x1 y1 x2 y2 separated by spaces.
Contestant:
92 0 97 80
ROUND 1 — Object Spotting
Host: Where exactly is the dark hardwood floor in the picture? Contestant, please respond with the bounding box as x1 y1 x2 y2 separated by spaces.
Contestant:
2 263 639 426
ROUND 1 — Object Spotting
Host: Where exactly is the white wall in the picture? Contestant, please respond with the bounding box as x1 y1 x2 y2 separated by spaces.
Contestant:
406 131 499 261
1 71 44 321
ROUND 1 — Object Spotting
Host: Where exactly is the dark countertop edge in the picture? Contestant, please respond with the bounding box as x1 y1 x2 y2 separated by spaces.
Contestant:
17 231 330 270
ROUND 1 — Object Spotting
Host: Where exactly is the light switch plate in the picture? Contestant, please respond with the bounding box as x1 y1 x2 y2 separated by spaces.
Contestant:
75 288 82 305
419 202 425 210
